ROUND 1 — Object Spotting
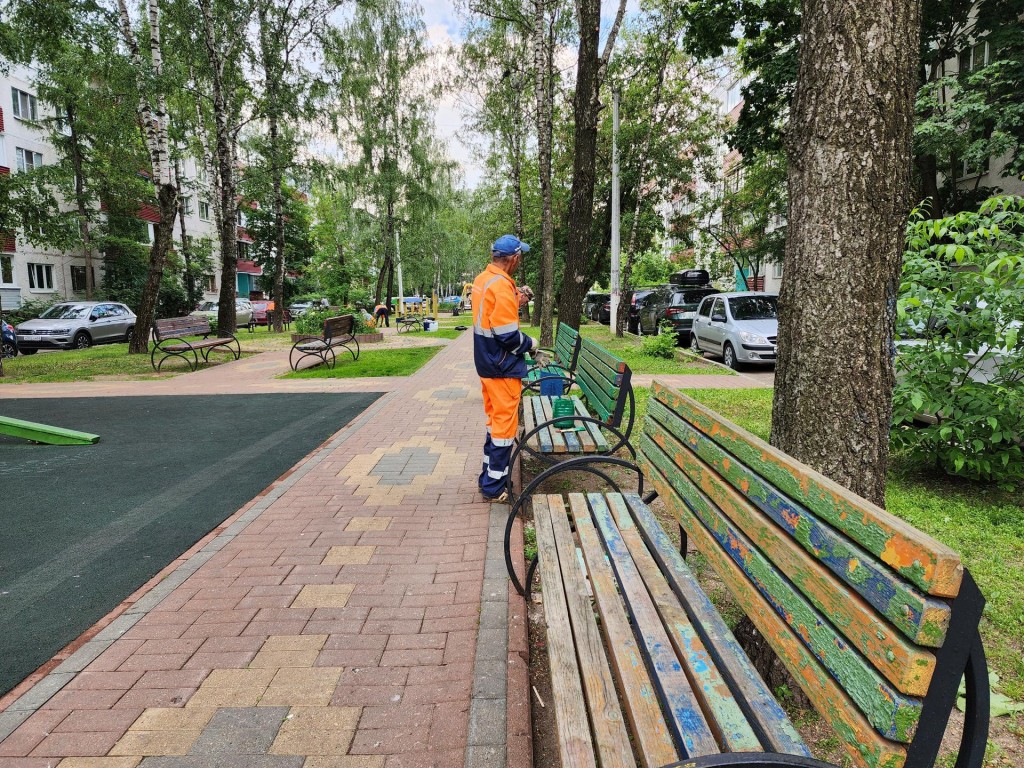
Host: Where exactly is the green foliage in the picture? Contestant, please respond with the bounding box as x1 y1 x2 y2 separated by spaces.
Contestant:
641 325 678 359
100 236 192 318
4 297 60 325
294 306 374 336
893 196 1024 489
630 251 674 286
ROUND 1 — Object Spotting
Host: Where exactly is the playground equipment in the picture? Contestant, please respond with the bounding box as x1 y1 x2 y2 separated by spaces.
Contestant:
0 415 100 445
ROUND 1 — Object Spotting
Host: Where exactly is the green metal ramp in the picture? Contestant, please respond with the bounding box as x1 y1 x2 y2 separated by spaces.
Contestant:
0 415 100 445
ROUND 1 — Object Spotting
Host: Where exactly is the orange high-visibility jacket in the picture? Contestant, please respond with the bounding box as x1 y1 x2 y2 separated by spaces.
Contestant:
471 263 534 378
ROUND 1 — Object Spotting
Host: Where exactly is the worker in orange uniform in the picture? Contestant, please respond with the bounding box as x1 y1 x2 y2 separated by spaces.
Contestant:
472 235 538 502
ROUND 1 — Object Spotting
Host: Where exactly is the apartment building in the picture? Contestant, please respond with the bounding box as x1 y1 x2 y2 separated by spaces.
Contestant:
0 62 257 312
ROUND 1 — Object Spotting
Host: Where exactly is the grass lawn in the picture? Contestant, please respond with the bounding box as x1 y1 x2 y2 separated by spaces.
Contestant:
282 346 442 378
634 385 1024 707
0 344 189 384
520 322 723 375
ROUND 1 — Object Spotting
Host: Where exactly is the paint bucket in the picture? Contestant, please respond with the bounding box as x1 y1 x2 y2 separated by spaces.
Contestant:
552 397 575 429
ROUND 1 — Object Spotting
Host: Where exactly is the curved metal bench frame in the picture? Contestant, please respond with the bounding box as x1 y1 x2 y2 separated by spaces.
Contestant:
289 335 360 371
150 334 241 372
503 454 645 598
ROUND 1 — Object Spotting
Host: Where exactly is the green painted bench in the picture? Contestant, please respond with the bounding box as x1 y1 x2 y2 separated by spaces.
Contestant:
523 322 581 394
505 380 989 768
514 337 634 467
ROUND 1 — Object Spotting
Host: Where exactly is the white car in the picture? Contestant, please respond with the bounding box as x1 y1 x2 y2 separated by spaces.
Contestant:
191 299 253 327
690 292 779 368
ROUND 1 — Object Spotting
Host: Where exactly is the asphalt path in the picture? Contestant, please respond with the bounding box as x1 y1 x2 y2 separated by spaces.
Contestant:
0 393 380 696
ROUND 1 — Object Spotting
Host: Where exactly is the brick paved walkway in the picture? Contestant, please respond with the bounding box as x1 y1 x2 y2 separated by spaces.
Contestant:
0 332 531 768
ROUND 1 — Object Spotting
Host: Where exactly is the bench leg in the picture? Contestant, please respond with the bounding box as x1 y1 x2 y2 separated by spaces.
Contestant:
679 523 688 559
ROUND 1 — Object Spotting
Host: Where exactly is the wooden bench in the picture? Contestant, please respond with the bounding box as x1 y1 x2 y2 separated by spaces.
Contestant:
514 338 634 466
150 316 240 371
289 314 360 371
505 379 989 768
523 322 581 394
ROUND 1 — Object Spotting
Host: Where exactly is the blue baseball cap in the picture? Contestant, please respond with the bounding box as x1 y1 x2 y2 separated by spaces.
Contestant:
491 234 530 256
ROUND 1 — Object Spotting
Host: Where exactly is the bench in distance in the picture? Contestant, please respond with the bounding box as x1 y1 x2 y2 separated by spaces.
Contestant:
289 314 360 371
506 380 988 768
150 316 241 372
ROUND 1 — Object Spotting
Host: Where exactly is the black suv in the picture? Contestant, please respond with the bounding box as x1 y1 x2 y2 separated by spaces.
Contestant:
634 270 717 342
662 287 721 343
584 292 610 322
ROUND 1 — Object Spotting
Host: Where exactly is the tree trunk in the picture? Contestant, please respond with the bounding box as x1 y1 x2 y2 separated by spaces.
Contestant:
772 0 920 507
174 160 197 306
558 0 602 333
130 183 179 352
269 110 287 332
67 104 94 300
533 0 555 345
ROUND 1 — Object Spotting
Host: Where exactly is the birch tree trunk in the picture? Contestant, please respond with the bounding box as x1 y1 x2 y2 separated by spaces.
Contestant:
67 103 94 300
119 0 179 354
772 0 920 506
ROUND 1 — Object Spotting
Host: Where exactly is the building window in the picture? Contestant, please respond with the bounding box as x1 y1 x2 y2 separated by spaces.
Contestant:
959 41 989 74
204 273 217 292
70 265 94 292
181 195 193 216
27 263 54 290
199 200 211 221
773 262 784 279
11 88 38 120
237 240 250 260
15 147 44 173
1 255 13 285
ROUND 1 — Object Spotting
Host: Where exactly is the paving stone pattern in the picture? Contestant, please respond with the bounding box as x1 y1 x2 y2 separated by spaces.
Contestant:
0 333 522 768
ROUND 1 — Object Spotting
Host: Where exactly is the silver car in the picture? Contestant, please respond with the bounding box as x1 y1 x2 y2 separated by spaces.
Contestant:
191 299 253 327
690 292 778 368
15 301 137 353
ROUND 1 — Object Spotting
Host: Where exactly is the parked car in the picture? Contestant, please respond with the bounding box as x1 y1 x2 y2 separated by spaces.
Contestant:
15 301 137 353
584 292 610 322
2 317 18 358
629 287 667 335
250 301 275 326
662 287 721 344
191 299 253 328
288 301 314 317
690 292 778 368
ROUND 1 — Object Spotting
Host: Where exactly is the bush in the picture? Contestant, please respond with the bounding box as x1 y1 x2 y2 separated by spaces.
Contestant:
6 297 59 324
294 306 375 336
892 196 1024 489
641 324 678 359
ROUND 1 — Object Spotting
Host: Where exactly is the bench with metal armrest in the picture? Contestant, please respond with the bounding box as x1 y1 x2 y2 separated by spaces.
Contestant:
289 314 360 371
150 316 240 372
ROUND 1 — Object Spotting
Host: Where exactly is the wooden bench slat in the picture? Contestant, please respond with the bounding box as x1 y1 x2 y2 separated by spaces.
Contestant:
640 414 937 695
571 397 597 452
638 455 911 768
575 365 618 423
522 392 537 448
581 338 627 373
577 345 625 386
544 496 639 767
623 493 812 758
647 396 951 648
651 382 963 598
539 396 567 453
568 494 679 767
639 432 924 743
533 497 602 768
640 437 922 750
528 396 553 453
573 396 608 452
587 493 722 758
605 494 764 753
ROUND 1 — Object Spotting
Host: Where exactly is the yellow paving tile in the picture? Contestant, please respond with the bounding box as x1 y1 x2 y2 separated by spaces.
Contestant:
259 667 343 707
131 707 217 732
249 649 320 669
284 706 361 731
322 546 376 566
109 729 202 756
291 584 354 608
185 686 266 708
261 635 329 652
270 728 355 756
344 517 391 532
200 668 277 689
57 759 142 768
303 758 385 768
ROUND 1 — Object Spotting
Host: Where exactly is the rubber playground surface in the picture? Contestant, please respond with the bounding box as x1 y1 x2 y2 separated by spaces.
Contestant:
0 392 381 697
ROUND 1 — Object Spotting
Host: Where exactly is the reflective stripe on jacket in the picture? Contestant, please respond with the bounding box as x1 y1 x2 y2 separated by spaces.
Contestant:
472 263 535 379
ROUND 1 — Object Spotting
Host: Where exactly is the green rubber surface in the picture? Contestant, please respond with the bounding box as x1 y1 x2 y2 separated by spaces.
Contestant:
0 393 381 697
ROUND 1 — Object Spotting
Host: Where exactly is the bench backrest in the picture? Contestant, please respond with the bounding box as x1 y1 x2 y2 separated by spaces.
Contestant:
553 322 581 370
323 314 355 340
576 338 631 428
636 380 982 768
154 316 212 339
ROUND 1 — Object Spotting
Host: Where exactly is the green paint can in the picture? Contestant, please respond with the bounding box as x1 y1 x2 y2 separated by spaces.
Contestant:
551 397 575 429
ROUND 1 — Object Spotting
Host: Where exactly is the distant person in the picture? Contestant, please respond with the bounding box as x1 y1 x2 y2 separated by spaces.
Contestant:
374 301 390 328
472 234 537 503
320 297 329 309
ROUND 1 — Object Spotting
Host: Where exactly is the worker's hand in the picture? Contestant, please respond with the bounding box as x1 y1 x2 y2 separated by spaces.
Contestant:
533 349 551 368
